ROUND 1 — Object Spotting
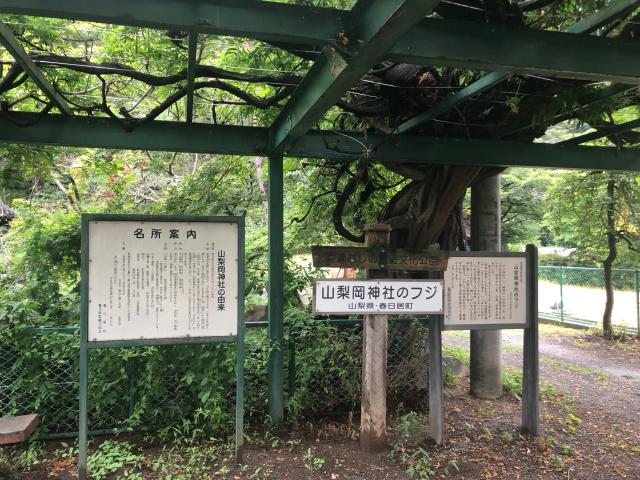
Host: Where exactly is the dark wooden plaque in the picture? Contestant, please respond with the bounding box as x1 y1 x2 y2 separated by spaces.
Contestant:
312 246 448 271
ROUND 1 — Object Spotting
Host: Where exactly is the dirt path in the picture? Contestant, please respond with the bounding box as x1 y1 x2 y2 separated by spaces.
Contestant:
444 326 640 478
444 327 640 420
500 327 640 381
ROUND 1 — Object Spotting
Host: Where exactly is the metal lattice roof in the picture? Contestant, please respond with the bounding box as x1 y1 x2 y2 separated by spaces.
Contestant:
0 0 639 170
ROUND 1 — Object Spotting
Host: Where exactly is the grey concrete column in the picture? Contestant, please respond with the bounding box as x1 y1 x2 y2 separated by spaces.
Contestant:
470 173 503 399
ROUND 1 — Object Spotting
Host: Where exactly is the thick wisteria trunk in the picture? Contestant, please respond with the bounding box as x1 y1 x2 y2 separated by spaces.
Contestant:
378 164 492 250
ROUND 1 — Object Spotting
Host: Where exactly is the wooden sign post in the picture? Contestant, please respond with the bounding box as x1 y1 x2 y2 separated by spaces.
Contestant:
312 238 448 451
360 224 391 452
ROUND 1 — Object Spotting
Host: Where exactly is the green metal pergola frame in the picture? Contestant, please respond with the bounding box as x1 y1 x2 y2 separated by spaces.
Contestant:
1 0 640 428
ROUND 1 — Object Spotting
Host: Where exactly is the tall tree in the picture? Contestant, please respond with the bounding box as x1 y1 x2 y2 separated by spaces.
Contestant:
545 171 640 336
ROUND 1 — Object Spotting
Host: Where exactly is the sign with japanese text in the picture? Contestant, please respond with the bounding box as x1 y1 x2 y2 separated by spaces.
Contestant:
313 279 443 315
87 219 239 342
444 256 527 327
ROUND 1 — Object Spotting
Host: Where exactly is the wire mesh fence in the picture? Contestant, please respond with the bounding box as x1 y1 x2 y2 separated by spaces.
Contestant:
539 265 640 334
3 265 638 439
1 318 431 439
287 318 431 420
0 327 265 439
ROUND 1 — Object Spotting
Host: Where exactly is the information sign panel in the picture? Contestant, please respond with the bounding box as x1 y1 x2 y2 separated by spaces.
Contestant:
86 218 239 342
444 255 527 328
79 214 245 480
313 279 443 315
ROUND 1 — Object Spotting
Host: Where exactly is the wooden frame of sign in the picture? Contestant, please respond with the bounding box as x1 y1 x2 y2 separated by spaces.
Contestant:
443 251 529 330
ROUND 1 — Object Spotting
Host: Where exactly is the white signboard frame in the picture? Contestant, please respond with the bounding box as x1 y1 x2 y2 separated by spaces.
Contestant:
313 279 443 315
82 214 244 345
443 252 529 330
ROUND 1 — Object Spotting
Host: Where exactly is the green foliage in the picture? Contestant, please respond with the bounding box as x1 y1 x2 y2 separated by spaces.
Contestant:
501 168 555 247
393 446 436 480
544 171 640 266
87 440 142 480
146 438 233 478
503 368 523 400
303 448 326 472
0 207 80 327
395 412 423 440
284 307 361 419
442 344 470 365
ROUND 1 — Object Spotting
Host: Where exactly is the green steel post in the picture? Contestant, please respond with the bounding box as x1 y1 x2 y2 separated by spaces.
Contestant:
428 315 444 445
78 215 89 480
236 219 246 463
185 32 197 124
78 342 88 479
522 244 539 435
559 266 564 323
268 154 284 426
636 269 639 335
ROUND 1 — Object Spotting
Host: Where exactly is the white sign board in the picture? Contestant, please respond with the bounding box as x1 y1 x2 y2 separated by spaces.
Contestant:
313 280 443 315
87 220 238 342
444 256 527 327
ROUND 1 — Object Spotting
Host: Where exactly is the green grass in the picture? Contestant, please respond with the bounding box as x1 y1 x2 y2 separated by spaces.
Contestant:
442 344 469 364
503 367 560 401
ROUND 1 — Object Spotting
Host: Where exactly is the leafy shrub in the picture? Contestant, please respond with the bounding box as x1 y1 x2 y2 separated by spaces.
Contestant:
395 412 422 440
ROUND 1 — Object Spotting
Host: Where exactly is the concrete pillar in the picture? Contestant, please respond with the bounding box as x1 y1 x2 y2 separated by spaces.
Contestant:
470 174 503 399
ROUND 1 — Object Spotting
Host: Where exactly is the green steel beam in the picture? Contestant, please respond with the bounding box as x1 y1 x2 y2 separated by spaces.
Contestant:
185 32 197 124
392 17 640 83
289 130 640 171
499 83 637 138
558 118 640 145
0 0 345 47
396 0 640 133
4 1 640 87
1 113 639 171
267 154 284 426
0 22 73 115
0 113 269 155
269 0 440 152
397 72 508 133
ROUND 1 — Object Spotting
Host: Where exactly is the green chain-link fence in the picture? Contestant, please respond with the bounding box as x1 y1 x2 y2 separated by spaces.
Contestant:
539 266 640 334
287 318 431 420
0 318 431 439
0 327 261 439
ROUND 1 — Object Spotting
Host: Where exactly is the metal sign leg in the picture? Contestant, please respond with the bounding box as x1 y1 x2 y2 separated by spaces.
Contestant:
428 316 444 446
522 245 539 435
78 340 88 479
